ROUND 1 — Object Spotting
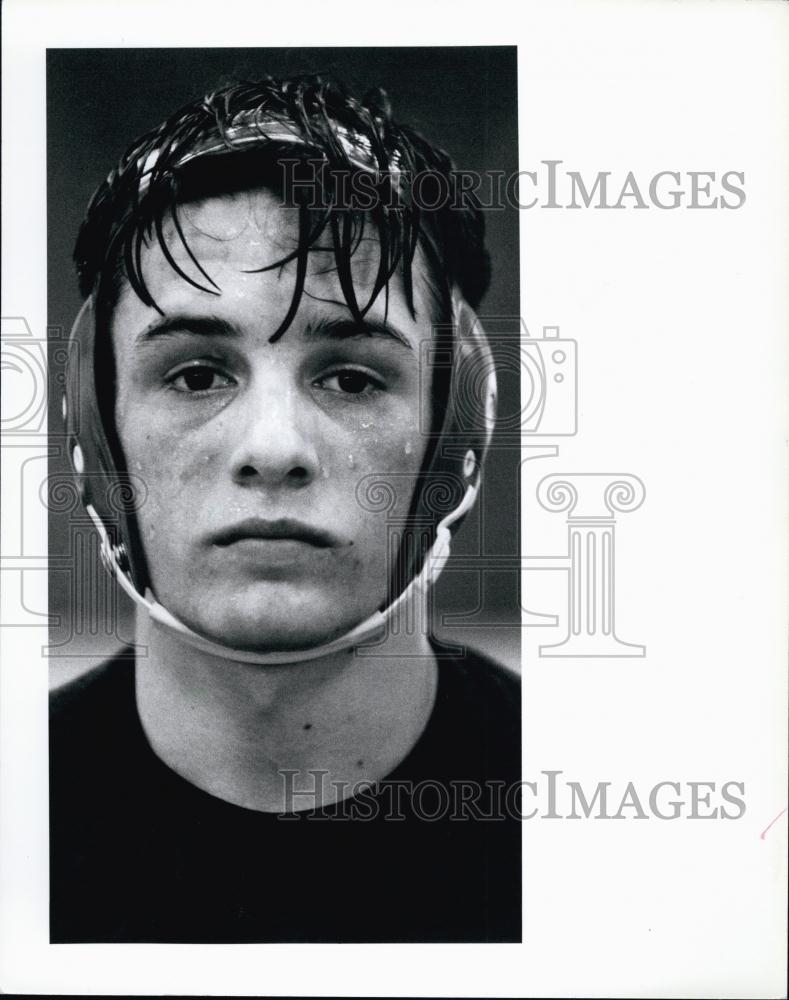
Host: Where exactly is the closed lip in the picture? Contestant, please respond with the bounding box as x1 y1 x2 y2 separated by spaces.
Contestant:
209 517 339 549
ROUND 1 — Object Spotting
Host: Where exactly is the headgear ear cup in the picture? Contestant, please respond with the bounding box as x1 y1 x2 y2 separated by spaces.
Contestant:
390 293 497 601
65 298 149 590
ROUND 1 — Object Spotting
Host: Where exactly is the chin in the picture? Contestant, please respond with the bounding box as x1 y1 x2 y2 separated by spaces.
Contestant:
218 624 353 655
180 599 374 655
155 574 388 655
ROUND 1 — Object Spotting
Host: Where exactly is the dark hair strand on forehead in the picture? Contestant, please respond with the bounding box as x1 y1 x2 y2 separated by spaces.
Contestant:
75 74 491 336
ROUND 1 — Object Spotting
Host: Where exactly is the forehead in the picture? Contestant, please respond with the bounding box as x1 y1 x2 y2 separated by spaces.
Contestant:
112 187 441 333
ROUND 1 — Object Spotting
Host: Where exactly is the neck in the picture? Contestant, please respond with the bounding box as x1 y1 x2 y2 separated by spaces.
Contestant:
134 610 438 813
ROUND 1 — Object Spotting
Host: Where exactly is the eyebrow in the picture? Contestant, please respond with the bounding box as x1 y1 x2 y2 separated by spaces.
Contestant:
134 314 414 351
135 315 236 344
307 317 414 351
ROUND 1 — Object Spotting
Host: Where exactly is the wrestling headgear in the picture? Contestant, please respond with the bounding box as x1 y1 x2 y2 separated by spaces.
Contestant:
64 78 497 663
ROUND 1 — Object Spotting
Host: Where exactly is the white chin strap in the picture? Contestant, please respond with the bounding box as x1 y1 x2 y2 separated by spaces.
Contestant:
87 484 477 665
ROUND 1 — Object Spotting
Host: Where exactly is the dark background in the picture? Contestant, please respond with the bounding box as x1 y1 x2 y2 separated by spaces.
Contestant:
47 47 520 680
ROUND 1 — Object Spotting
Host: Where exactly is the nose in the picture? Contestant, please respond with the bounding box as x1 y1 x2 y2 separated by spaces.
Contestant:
229 378 320 489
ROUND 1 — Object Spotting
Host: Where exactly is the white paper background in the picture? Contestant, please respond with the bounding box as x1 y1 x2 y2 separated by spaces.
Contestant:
1 0 787 996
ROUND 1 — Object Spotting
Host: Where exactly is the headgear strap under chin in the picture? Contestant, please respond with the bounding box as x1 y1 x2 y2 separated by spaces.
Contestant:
85 481 478 664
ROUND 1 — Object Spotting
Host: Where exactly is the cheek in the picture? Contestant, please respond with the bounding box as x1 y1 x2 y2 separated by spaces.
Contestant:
126 445 180 533
115 397 200 531
349 387 427 467
347 419 427 538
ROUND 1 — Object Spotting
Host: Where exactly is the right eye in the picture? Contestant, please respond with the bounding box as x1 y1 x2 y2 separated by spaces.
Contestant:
165 363 236 394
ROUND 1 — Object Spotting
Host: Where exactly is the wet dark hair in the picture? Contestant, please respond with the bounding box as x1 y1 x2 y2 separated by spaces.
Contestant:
74 75 491 338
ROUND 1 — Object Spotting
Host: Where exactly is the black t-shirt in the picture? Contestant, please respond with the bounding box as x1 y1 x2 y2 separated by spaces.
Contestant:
50 640 521 943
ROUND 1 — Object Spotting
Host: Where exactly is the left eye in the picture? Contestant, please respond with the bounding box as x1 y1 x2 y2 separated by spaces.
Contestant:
319 369 382 395
167 364 235 393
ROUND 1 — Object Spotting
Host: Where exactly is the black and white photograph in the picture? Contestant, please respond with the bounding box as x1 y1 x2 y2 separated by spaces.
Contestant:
46 45 522 944
1 0 787 996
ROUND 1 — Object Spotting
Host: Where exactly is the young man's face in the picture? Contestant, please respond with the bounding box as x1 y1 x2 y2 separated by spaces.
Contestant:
110 187 434 651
